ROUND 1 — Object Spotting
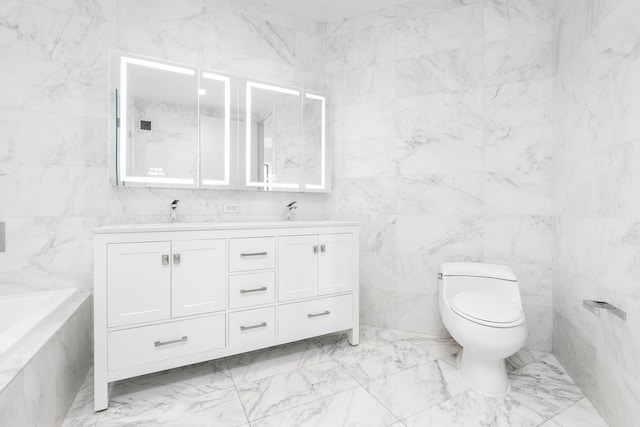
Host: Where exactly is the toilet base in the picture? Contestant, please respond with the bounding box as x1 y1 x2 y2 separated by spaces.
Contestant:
457 349 510 397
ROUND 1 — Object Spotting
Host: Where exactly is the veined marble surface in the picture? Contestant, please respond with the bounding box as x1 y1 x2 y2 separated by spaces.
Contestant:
62 326 608 427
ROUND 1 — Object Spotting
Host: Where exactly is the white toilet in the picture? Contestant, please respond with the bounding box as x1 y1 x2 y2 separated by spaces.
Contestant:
438 262 527 396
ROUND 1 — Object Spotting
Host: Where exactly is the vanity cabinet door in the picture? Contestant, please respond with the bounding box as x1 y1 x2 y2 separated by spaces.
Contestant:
278 235 318 301
107 242 171 327
318 234 354 296
172 239 226 318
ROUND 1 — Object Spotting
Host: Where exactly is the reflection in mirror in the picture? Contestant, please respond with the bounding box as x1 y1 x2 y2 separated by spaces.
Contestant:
303 93 326 190
199 71 231 187
119 56 198 186
246 81 303 190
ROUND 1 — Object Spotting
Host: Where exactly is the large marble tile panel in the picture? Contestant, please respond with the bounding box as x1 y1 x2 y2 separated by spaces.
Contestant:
556 0 595 64
484 78 553 128
509 355 584 418
217 7 295 66
360 251 397 292
295 16 324 37
325 7 395 38
395 215 484 267
226 340 331 385
396 46 482 97
353 215 397 253
395 252 439 295
596 141 640 218
330 177 397 215
521 303 552 351
359 288 398 329
0 53 106 118
0 371 28 427
311 325 403 360
295 31 324 73
336 340 440 384
396 4 483 59
484 0 555 43
364 361 450 419
236 360 358 420
50 15 116 68
484 124 553 172
396 174 484 215
325 24 395 73
219 0 296 29
542 398 609 427
395 293 447 336
327 62 395 107
97 387 248 426
484 33 554 86
332 102 395 141
31 0 116 22
0 109 106 167
396 133 484 175
434 353 469 398
333 138 398 179
251 386 399 427
483 216 553 264
396 0 483 20
403 389 545 427
592 349 640 427
484 171 552 216
394 90 483 138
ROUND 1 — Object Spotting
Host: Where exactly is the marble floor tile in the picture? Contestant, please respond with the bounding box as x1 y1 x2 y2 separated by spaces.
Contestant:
251 386 399 427
62 327 608 427
236 360 358 420
364 361 450 419
226 340 331 385
508 354 584 419
311 324 403 359
403 389 546 427
96 387 248 427
337 340 438 384
541 397 609 427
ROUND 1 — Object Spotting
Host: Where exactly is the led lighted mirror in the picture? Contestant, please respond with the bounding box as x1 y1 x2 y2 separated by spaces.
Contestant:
109 51 329 192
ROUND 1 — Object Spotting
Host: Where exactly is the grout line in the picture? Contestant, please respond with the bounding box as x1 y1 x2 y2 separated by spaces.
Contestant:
224 357 252 427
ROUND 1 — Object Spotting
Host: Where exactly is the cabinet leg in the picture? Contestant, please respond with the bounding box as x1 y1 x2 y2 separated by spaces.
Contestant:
93 378 109 412
348 327 359 346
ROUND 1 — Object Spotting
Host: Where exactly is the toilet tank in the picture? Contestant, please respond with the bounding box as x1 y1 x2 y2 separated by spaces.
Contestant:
439 262 521 303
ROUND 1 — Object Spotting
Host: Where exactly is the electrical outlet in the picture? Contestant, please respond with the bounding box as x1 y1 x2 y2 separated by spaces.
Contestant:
0 222 5 252
223 202 240 213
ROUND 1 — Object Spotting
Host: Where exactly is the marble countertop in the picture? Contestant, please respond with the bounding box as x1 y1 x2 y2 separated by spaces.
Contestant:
93 221 359 234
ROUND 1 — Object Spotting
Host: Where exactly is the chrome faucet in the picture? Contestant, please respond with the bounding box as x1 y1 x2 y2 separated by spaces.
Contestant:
285 201 297 221
170 200 180 223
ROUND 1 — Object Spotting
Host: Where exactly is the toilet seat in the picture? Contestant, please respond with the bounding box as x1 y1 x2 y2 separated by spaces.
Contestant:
451 291 524 327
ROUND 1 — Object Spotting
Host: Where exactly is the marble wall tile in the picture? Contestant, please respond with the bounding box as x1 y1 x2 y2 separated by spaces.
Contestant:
325 23 396 73
484 33 554 86
219 0 296 29
395 4 484 59
396 174 484 215
484 172 552 215
333 138 398 179
396 133 484 175
396 46 482 97
484 0 555 43
484 78 554 128
327 62 395 107
30 0 116 22
395 293 447 335
484 124 553 172
331 102 395 141
395 0 483 20
483 216 553 264
394 89 483 137
325 7 395 38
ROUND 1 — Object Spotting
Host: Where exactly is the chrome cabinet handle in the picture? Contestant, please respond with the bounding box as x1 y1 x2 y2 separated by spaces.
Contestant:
313 245 318 253
307 310 330 318
173 253 181 265
154 336 188 347
240 252 267 257
162 254 169 265
240 286 268 294
320 244 326 253
240 322 267 331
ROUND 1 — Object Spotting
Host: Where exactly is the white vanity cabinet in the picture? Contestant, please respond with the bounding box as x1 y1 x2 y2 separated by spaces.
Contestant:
93 221 359 411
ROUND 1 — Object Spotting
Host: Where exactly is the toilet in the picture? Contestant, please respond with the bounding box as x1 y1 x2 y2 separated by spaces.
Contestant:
438 262 527 396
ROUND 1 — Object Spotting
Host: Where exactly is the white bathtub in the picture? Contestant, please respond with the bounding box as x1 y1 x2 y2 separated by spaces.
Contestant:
0 289 76 365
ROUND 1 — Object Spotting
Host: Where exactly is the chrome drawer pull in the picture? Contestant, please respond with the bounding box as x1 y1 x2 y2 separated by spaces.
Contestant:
307 310 330 318
313 245 318 253
240 286 268 294
154 336 188 347
240 321 267 331
320 244 326 253
173 253 181 265
162 254 169 265
240 252 268 257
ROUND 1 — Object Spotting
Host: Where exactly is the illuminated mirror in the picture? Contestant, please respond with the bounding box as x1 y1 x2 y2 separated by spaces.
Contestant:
303 93 326 190
244 81 303 191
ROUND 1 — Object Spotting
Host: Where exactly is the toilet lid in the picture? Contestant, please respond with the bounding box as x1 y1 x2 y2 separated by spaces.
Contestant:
451 291 522 324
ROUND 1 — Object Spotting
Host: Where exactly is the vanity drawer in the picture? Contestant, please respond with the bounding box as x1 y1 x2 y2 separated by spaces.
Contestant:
107 314 225 371
229 237 276 272
279 294 353 341
229 271 276 309
228 306 276 347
